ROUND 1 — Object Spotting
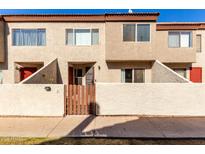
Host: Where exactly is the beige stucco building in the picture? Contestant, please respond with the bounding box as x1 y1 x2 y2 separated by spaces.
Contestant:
0 13 204 85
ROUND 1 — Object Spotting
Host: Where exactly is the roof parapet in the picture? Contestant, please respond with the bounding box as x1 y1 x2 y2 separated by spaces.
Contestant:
2 13 160 22
157 23 205 30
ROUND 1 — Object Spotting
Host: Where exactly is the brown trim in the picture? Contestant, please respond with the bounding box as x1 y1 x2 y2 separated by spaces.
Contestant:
2 13 160 22
105 13 159 21
157 23 205 31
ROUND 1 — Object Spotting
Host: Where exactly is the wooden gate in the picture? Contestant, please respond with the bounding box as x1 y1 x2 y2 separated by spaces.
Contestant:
66 84 96 115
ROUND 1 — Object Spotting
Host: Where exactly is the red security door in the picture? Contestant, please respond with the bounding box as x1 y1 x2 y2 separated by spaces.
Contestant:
190 67 202 83
20 67 37 81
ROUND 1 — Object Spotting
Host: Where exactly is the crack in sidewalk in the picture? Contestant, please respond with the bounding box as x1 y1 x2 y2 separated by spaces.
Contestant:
46 117 64 137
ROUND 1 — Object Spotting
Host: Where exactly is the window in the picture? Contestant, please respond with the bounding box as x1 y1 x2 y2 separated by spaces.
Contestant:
134 69 145 83
124 69 132 83
66 29 74 45
196 34 202 52
173 68 187 78
137 24 150 42
121 69 145 83
168 31 192 48
74 68 83 85
181 32 191 47
75 29 91 45
123 24 150 42
12 29 46 46
86 67 94 85
91 29 99 45
66 28 99 46
168 32 180 48
123 24 135 41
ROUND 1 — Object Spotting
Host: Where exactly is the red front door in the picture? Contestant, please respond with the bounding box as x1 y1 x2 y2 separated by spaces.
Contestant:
190 67 202 83
20 67 37 81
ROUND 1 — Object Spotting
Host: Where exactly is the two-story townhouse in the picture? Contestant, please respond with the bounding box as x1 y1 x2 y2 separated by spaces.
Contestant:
0 13 204 85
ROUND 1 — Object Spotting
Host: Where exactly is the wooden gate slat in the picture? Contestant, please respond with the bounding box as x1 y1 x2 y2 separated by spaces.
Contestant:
90 85 93 114
77 85 81 115
67 85 69 115
68 85 72 115
73 85 76 114
92 85 96 115
82 86 85 115
85 85 89 114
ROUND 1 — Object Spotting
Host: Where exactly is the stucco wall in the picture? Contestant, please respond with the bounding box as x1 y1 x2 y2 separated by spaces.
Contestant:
151 60 190 83
0 84 64 116
105 22 156 61
154 30 196 63
96 83 205 116
105 22 196 63
2 22 106 84
21 59 57 84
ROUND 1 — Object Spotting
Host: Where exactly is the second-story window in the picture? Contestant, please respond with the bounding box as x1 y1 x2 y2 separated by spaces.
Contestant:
168 31 192 48
12 29 46 46
196 34 202 52
123 24 150 42
66 28 99 46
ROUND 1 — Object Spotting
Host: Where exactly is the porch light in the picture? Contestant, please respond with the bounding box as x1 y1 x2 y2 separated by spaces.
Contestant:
44 86 51 91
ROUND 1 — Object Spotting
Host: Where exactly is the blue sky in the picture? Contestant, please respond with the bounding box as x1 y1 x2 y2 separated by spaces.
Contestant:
0 9 205 22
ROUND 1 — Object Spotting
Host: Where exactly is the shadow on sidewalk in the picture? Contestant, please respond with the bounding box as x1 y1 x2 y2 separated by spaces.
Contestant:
68 115 96 137
38 116 205 144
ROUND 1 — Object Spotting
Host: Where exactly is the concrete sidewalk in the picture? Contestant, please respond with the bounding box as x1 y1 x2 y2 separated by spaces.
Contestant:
1 116 205 138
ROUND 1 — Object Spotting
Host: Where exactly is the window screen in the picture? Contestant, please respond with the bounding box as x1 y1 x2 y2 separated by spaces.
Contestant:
123 24 135 41
137 24 150 42
91 29 99 45
66 29 74 45
168 32 180 48
134 69 145 83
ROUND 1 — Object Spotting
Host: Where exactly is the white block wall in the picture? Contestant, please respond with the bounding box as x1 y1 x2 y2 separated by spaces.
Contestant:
0 84 64 116
96 83 205 116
